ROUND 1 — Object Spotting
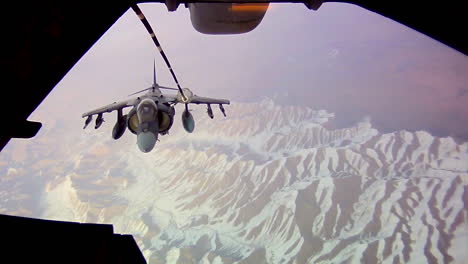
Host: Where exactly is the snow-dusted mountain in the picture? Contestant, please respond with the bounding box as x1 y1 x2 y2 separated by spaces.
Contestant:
1 99 467 263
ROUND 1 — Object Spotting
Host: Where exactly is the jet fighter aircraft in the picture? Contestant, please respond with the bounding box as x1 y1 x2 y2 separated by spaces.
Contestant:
82 5 229 153
82 62 229 153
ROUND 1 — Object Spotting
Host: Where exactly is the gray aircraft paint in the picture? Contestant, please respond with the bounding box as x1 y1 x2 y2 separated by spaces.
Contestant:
182 110 195 133
81 63 229 153
136 99 159 153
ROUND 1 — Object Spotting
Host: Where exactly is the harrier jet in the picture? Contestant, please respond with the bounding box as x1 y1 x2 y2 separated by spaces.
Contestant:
82 5 229 153
82 62 229 153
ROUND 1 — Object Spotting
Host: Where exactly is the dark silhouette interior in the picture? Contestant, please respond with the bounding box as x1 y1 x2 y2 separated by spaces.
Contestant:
1 0 465 261
0 214 146 263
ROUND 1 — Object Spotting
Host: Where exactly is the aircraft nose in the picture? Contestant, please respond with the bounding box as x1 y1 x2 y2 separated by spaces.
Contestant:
137 131 157 153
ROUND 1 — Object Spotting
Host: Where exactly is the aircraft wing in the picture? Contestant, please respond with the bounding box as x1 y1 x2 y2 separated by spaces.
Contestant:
190 95 230 105
162 94 230 105
82 98 137 118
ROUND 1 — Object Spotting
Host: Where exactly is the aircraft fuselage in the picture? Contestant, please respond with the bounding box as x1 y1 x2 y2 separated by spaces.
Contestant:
127 96 175 153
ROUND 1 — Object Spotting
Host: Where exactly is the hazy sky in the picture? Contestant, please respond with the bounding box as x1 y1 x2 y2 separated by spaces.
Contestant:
30 3 468 140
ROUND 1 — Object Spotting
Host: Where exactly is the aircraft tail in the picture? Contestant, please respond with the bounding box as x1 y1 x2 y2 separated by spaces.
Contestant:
153 59 157 87
151 59 177 91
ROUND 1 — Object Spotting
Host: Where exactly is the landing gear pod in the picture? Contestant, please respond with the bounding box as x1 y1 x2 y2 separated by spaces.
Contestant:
188 3 269 34
182 109 195 133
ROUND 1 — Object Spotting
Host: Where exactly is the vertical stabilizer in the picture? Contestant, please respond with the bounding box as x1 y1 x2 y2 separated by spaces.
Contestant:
153 58 157 87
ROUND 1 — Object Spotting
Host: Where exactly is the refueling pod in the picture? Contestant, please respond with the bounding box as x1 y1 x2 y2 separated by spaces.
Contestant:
188 3 269 34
